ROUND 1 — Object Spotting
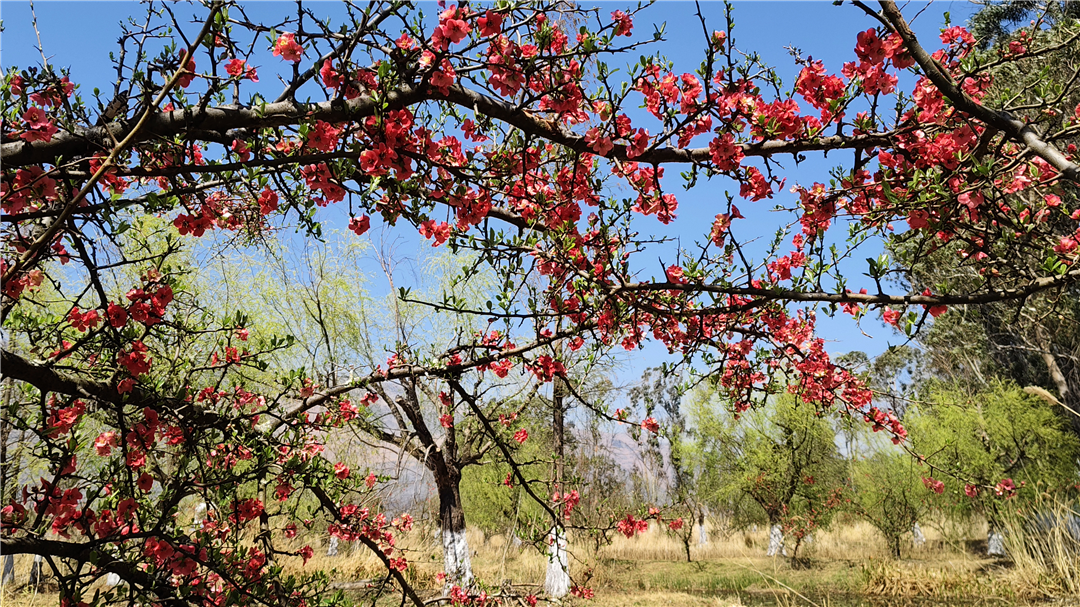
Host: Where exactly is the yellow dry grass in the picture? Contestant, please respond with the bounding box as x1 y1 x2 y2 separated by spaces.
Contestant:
2 518 1075 607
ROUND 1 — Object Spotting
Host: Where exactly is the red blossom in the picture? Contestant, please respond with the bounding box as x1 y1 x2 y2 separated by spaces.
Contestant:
226 58 258 82
883 308 901 326
20 107 58 142
611 10 633 37
477 10 502 37
349 215 371 236
273 33 304 62
419 220 451 246
137 472 154 492
320 59 342 89
117 341 152 377
995 478 1017 498
334 463 350 480
177 58 196 88
922 477 945 494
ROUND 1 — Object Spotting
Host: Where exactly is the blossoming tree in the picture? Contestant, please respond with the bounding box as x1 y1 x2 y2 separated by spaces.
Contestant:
3 0 1080 605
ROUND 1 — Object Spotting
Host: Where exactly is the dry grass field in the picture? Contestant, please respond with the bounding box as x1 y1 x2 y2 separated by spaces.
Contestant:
3 518 1077 607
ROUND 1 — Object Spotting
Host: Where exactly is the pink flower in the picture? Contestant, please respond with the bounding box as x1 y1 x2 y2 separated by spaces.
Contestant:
20 107 58 142
94 431 118 456
922 477 944 494
571 586 595 599
231 139 251 162
320 59 342 89
438 18 470 45
419 220 451 246
921 288 948 318
478 10 503 37
177 58 196 88
226 59 258 81
348 215 370 236
226 58 246 77
665 265 687 284
513 428 528 444
9 74 24 95
611 10 633 37
883 307 901 326
306 120 341 153
22 107 49 129
334 462 350 480
642 417 659 433
1054 237 1078 256
258 188 279 215
995 478 1016 498
273 33 304 62
584 127 613 156
907 210 930 230
137 472 154 492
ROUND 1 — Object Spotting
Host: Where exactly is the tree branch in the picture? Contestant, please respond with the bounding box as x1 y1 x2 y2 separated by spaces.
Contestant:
878 0 1080 183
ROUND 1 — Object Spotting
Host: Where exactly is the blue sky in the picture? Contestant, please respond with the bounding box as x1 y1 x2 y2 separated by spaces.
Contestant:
1 1 981 380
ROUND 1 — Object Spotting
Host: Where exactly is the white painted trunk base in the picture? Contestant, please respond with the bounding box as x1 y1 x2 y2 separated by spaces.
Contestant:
766 524 788 557
697 516 708 546
192 502 207 534
327 535 339 557
442 528 473 589
988 530 1006 556
912 523 926 547
28 555 44 586
544 525 570 598
2 555 14 586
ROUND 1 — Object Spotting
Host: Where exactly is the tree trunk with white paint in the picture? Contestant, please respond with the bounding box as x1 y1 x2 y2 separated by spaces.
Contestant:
766 524 788 557
988 529 1006 556
1 554 13 586
28 555 43 587
437 465 473 589
544 375 570 598
544 524 570 598
697 508 708 546
192 502 207 534
912 523 926 547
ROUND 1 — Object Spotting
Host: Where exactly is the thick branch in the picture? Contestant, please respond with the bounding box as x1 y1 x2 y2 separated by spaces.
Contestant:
2 349 216 427
1 86 427 168
2 536 186 607
4 82 891 169
620 266 1080 307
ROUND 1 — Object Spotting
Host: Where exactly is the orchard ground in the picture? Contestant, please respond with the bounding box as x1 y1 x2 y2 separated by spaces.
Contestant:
3 519 1075 607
